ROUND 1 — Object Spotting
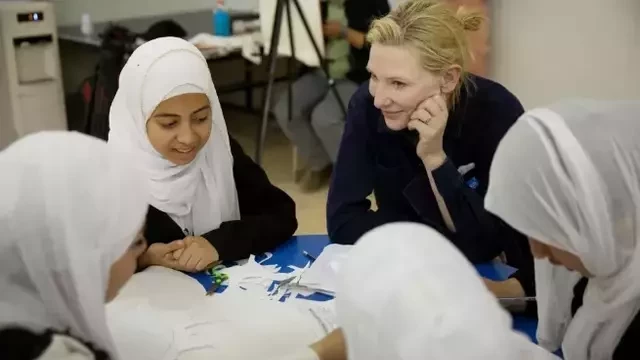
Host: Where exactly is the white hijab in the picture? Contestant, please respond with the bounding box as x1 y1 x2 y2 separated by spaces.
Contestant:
485 100 640 359
109 36 239 235
0 131 149 359
336 222 557 360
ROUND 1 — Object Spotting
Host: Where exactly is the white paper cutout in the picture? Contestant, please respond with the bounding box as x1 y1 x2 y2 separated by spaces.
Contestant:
297 244 352 295
177 289 327 359
107 260 337 359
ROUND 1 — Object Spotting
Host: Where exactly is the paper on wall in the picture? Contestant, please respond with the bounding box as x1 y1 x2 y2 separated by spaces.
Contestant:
259 0 325 67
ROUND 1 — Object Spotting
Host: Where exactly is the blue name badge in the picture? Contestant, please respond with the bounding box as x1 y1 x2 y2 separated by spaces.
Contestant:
466 176 479 190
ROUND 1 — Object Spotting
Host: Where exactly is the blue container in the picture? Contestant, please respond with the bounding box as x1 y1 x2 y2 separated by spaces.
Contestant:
214 8 231 36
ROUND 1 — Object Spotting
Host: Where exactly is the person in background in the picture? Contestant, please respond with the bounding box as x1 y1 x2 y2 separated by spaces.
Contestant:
109 37 297 273
327 0 534 299
273 0 390 192
280 223 558 360
0 132 149 360
485 100 640 360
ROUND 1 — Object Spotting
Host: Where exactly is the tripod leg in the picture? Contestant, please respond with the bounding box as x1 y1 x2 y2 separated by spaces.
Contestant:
256 0 286 165
326 78 348 118
285 0 296 125
290 0 347 117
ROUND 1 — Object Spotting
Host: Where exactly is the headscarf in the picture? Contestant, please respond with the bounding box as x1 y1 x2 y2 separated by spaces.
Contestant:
0 131 149 358
336 222 557 359
108 36 239 235
485 99 640 359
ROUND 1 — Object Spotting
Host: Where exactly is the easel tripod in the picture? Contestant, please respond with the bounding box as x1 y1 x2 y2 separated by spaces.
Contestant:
255 0 347 165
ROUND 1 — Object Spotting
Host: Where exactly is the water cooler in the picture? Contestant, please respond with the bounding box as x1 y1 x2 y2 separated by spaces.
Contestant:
0 1 66 150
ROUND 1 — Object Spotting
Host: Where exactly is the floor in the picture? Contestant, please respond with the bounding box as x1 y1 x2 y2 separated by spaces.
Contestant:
224 108 329 235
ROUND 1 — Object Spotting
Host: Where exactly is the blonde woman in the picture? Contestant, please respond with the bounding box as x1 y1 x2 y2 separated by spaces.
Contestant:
328 0 533 297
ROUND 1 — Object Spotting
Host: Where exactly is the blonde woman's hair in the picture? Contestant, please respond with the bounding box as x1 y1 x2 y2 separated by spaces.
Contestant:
367 0 483 105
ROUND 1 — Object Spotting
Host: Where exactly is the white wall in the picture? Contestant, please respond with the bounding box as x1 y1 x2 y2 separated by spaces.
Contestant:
490 0 640 109
53 0 258 26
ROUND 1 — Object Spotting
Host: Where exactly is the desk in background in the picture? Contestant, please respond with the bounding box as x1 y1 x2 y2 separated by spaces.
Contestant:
190 234 539 342
57 10 292 117
58 11 244 47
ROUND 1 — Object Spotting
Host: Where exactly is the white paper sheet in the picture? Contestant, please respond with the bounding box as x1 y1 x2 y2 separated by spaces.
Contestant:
259 0 325 67
177 289 328 359
264 347 320 360
107 265 330 360
288 298 338 334
107 299 182 360
114 266 205 309
107 267 215 359
297 244 352 295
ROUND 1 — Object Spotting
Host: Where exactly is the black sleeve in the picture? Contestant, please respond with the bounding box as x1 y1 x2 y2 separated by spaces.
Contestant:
430 161 535 281
327 85 409 245
429 160 501 262
430 89 535 286
344 0 390 32
201 137 298 261
571 277 588 315
0 328 110 360
0 328 52 360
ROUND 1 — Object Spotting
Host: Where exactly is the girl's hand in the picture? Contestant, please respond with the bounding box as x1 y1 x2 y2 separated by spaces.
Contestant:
138 240 185 269
175 236 219 272
483 278 525 298
310 329 347 360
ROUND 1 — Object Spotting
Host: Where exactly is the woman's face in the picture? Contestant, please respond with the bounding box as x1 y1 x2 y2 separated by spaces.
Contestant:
528 237 592 277
146 93 212 165
367 44 447 131
106 230 147 302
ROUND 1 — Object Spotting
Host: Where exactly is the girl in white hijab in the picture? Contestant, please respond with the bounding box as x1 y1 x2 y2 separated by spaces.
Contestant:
485 100 640 359
0 132 149 360
287 222 557 360
109 37 296 272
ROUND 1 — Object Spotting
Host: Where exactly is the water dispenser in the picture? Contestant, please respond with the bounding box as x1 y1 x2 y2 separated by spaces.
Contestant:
0 1 66 150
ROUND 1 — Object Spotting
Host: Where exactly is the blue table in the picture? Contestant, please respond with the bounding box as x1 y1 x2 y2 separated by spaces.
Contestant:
189 234 538 341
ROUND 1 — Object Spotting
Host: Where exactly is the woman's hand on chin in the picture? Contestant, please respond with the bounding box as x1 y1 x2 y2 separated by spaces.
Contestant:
408 94 449 170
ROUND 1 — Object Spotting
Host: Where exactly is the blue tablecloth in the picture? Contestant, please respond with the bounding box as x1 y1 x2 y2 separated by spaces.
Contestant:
189 234 538 341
